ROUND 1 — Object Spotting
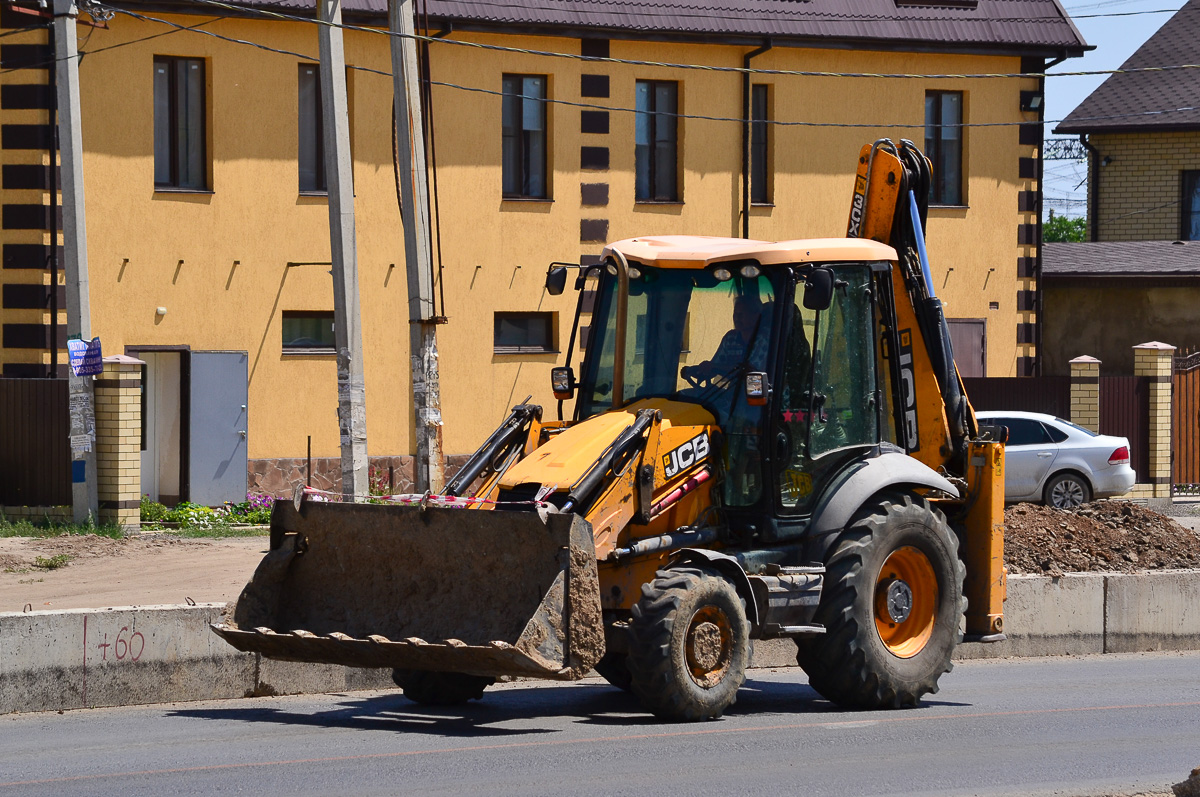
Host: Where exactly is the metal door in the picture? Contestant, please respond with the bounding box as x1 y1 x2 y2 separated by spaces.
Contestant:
947 319 986 378
188 351 248 506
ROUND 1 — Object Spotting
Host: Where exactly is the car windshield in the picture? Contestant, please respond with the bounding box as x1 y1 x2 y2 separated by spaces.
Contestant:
1054 417 1099 437
576 262 777 420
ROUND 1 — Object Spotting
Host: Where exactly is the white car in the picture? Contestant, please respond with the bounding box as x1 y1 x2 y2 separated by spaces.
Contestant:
975 411 1137 508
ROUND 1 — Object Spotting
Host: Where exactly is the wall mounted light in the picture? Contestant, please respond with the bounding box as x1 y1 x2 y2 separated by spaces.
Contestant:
1101 156 1114 166
1020 91 1043 112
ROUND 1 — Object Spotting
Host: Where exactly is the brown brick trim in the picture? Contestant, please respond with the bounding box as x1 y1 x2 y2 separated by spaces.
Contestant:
1072 376 1099 385
580 146 609 170
1017 256 1037 278
581 183 608 206
1018 157 1037 179
99 499 141 510
581 110 609 135
1150 476 1171 485
1017 290 1037 311
580 219 609 243
1017 191 1039 213
94 378 141 389
1151 375 1171 384
580 74 609 98
1017 223 1038 245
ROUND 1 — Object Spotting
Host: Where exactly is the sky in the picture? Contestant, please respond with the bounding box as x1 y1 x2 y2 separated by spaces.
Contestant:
1041 0 1189 218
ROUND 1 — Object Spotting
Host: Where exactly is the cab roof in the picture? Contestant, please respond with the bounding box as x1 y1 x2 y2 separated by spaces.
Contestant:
605 236 897 268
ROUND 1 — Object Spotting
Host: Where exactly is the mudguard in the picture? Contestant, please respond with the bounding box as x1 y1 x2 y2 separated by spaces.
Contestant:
810 450 959 536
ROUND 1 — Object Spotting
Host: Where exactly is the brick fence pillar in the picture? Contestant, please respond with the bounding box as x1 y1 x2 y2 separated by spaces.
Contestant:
1133 342 1175 502
1069 355 1100 432
95 355 144 530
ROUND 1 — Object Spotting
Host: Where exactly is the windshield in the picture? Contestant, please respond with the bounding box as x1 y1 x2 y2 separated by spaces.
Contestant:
577 263 778 421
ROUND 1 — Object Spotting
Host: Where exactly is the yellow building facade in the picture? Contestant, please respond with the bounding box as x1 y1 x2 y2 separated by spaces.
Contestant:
0 0 1084 498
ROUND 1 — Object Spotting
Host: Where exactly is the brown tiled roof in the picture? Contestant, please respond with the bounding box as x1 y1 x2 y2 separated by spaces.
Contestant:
1055 0 1200 133
1043 240 1200 276
224 0 1087 54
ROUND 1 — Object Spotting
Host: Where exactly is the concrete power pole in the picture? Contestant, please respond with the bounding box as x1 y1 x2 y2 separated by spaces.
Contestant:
388 0 444 493
53 0 98 523
318 0 368 500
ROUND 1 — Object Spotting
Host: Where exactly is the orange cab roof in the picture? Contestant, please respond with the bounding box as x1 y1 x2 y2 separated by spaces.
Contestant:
604 235 897 268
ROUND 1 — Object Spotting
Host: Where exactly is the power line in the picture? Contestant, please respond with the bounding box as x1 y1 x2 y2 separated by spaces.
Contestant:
172 0 1200 82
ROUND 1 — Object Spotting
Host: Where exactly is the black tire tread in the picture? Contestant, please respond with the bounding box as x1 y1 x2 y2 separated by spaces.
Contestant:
796 491 965 710
627 567 749 721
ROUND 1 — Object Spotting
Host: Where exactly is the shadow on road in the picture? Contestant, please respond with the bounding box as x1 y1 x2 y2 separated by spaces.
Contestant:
164 674 954 737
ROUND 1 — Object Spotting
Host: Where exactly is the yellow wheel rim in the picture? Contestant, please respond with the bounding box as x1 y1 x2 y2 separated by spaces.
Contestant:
685 605 733 688
874 546 938 659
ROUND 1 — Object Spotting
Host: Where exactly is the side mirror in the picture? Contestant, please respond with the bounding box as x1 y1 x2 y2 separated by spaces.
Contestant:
744 371 770 406
551 366 575 400
803 267 834 311
545 266 568 296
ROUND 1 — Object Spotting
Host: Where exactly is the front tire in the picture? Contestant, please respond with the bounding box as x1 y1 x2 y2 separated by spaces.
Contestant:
1044 472 1091 509
628 568 749 721
796 491 965 709
391 669 494 706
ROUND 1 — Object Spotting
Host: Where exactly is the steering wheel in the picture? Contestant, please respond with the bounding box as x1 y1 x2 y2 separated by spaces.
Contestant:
681 366 714 390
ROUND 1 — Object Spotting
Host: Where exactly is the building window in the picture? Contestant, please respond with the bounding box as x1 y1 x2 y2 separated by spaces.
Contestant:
924 90 963 205
282 311 335 352
502 75 547 198
299 64 325 193
1183 171 1200 241
751 84 771 204
154 56 207 190
635 80 678 202
494 312 554 353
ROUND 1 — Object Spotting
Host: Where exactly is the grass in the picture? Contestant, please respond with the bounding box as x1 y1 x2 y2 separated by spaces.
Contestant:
0 516 124 540
32 554 72 570
165 524 268 538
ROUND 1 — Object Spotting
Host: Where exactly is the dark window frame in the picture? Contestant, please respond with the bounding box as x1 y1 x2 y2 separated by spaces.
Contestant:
282 311 336 354
635 79 680 202
1182 170 1200 241
924 90 964 206
153 56 208 191
298 63 326 194
494 311 556 354
750 84 771 205
502 73 549 199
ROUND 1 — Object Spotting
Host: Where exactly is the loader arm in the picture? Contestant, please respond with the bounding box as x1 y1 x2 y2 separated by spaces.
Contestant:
847 138 1006 640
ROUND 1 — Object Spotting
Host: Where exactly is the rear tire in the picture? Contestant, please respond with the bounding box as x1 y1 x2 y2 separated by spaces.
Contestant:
628 567 749 721
391 669 494 706
1043 472 1091 509
796 492 964 709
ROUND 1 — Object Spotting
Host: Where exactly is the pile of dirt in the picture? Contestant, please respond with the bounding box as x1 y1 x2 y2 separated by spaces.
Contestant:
1004 501 1200 576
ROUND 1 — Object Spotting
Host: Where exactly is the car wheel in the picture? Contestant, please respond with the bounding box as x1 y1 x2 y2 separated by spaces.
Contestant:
1043 472 1091 509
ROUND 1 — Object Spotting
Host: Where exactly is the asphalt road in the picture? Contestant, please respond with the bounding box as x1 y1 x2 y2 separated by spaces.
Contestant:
1 652 1197 797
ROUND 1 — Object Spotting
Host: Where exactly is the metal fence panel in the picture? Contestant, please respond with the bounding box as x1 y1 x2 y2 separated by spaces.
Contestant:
960 376 1071 418
1175 366 1200 489
1099 375 1150 483
0 378 70 507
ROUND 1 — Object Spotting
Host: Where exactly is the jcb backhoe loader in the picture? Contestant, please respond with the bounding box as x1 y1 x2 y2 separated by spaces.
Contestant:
213 140 1006 721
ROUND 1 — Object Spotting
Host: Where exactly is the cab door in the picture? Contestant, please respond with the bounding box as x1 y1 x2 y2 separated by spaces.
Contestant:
772 265 880 526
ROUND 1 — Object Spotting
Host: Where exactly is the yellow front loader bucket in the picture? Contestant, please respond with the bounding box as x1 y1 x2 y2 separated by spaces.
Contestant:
211 499 605 680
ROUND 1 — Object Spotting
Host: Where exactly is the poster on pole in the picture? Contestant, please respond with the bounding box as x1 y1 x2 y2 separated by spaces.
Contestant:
66 337 103 377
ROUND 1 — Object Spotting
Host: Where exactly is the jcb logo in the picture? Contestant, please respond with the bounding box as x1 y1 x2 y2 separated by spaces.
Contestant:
663 433 710 478
847 175 867 238
899 330 920 453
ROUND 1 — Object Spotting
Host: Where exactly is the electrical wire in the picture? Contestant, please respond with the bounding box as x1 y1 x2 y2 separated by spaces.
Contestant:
76 5 1200 132
176 0 1200 82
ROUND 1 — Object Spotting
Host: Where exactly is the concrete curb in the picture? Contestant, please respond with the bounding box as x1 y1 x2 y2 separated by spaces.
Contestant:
3 570 1199 714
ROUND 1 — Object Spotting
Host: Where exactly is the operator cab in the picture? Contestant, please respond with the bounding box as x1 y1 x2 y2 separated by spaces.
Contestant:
549 235 903 541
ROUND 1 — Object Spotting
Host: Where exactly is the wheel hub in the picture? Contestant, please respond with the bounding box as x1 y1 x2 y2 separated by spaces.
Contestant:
882 579 914 623
685 606 732 688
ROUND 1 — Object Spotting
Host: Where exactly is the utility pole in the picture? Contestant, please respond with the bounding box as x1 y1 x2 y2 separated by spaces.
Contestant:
53 0 98 523
318 0 368 500
388 0 444 493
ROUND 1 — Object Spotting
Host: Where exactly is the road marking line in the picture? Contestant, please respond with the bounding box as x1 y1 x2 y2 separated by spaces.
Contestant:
2 700 1198 788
